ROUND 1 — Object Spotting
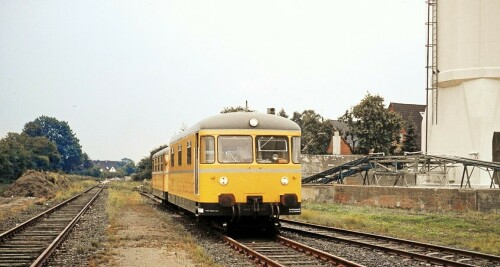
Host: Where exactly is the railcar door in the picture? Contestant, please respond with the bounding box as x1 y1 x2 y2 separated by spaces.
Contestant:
195 133 199 194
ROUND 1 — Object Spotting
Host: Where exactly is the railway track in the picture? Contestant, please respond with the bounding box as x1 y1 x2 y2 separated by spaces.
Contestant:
138 191 362 266
280 218 500 267
223 235 363 267
0 185 104 267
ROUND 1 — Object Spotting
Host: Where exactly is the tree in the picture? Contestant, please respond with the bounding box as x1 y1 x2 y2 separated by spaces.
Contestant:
220 105 255 113
26 135 61 171
0 133 61 183
291 110 333 154
132 145 167 181
277 108 289 118
339 93 403 155
120 158 136 175
132 156 152 181
402 122 418 153
23 116 83 172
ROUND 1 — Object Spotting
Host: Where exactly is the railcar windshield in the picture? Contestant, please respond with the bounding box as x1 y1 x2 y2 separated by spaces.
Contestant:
217 136 253 163
256 136 289 164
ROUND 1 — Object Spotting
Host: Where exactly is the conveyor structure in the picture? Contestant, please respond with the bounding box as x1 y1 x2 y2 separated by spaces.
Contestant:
302 154 500 188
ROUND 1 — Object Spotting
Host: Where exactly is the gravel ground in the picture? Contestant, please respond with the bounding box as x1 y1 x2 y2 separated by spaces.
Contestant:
0 199 57 233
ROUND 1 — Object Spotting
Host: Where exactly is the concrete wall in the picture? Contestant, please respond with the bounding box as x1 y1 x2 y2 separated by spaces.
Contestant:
302 184 500 212
301 154 364 178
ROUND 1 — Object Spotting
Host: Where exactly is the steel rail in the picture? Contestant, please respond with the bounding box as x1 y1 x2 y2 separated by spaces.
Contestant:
0 185 104 267
281 218 499 267
222 235 285 267
30 185 105 267
276 235 364 267
0 186 96 241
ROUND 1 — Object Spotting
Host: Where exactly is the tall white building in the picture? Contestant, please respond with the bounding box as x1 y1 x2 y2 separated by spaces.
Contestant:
423 0 500 186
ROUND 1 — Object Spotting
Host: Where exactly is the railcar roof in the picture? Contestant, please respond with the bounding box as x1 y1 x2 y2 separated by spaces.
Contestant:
171 112 300 142
152 147 169 158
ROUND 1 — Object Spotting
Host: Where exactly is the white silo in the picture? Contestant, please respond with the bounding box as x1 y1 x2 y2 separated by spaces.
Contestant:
423 0 500 186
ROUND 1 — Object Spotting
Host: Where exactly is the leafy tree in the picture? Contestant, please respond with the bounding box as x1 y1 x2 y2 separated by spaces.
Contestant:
26 135 61 171
132 156 152 181
339 93 403 155
220 105 255 113
0 133 31 183
121 158 134 164
81 153 93 169
132 145 167 181
291 110 333 154
402 122 418 153
23 116 83 172
0 133 61 183
120 158 136 175
277 108 289 118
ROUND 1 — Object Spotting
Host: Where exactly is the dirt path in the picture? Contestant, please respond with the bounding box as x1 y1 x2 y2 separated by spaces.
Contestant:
99 203 197 267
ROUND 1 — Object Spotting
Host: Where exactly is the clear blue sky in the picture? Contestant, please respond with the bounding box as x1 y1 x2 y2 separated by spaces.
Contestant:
0 0 427 162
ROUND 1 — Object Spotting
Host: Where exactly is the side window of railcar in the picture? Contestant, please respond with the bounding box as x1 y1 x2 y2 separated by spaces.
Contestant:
292 136 301 164
187 141 192 165
170 148 175 167
218 136 252 163
164 154 168 170
178 145 182 166
200 136 215 164
256 136 289 164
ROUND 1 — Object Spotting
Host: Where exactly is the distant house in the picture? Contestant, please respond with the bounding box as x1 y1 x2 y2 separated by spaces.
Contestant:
388 102 426 151
326 120 356 155
93 160 122 173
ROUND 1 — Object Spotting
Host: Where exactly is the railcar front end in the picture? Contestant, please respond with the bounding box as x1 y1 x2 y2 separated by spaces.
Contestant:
195 129 301 231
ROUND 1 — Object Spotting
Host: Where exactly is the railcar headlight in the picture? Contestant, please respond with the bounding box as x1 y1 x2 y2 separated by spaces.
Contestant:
249 118 259 127
219 176 228 186
281 176 289 185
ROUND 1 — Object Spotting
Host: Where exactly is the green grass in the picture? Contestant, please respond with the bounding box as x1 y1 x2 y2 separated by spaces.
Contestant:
52 175 97 202
293 201 500 255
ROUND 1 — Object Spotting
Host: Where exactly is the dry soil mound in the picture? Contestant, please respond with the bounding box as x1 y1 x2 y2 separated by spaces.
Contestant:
2 170 68 199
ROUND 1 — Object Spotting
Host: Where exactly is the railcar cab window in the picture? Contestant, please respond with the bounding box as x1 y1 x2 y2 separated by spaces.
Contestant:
256 136 289 164
217 136 253 163
200 136 215 164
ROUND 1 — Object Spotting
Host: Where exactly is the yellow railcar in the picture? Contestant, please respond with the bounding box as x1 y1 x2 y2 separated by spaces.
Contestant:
151 112 301 231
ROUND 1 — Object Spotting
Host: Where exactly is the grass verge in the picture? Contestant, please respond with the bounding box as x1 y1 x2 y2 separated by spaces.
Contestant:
52 174 97 202
293 201 500 255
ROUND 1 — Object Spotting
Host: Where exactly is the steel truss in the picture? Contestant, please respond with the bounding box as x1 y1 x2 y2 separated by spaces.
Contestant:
302 154 500 189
